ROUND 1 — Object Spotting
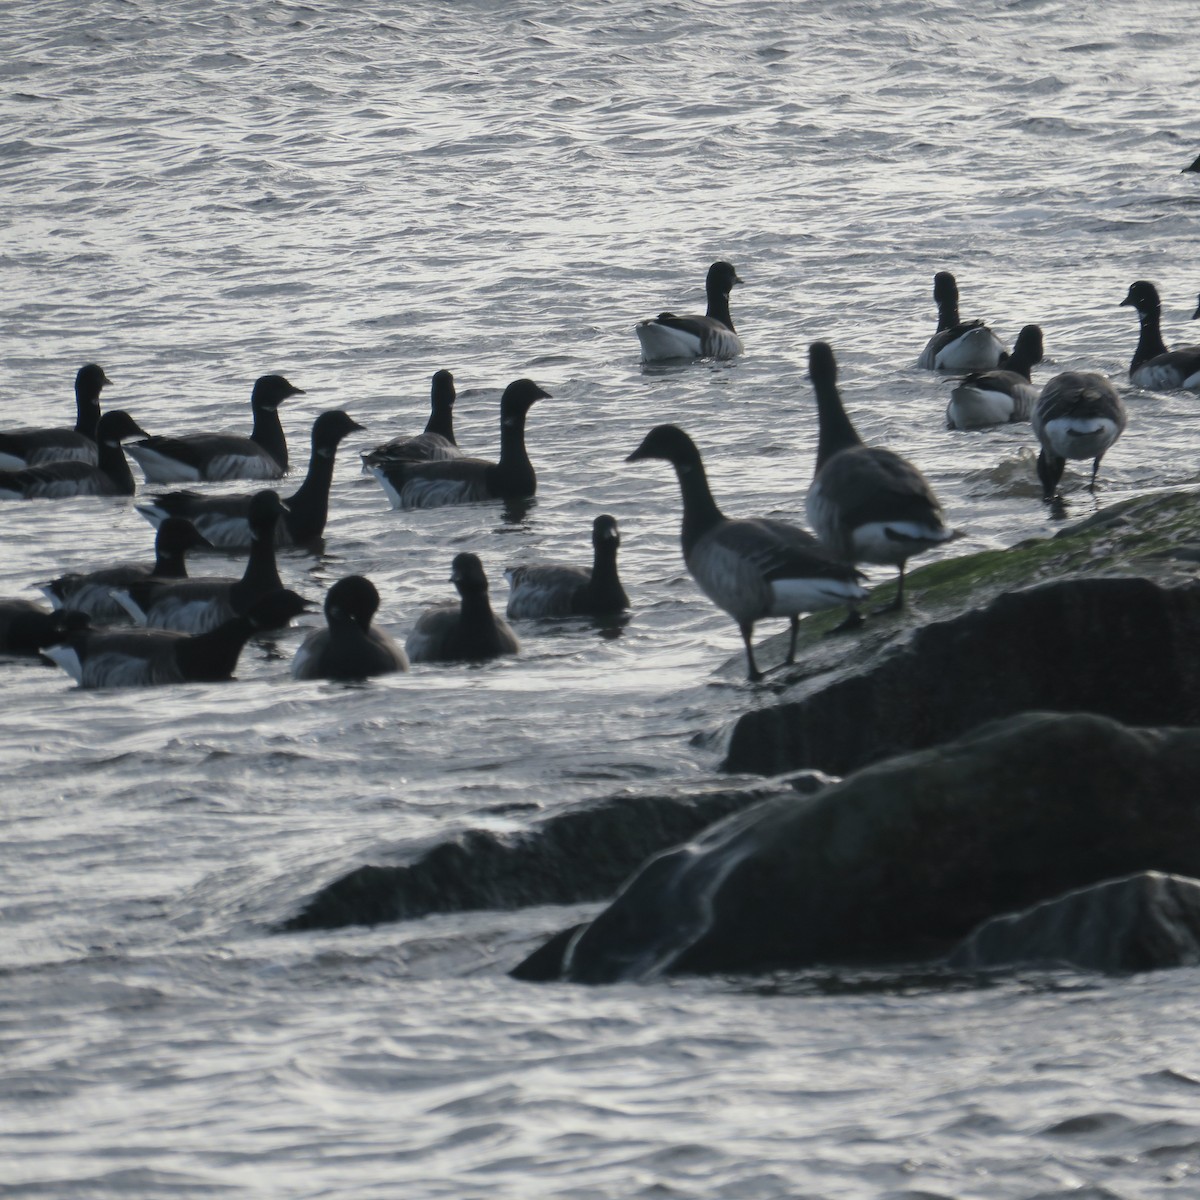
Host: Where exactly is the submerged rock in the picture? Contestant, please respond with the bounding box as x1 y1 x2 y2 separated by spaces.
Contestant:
281 773 832 932
517 713 1200 983
723 491 1200 778
948 871 1200 973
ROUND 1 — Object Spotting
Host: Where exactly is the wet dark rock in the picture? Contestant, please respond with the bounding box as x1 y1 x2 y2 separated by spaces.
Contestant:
948 871 1200 973
281 772 833 932
518 713 1200 983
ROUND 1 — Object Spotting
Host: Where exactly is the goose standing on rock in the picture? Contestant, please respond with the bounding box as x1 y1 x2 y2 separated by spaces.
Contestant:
43 589 310 689
0 601 88 657
0 411 148 500
1031 372 1126 501
626 424 867 681
1119 281 1200 390
360 370 463 468
946 324 1045 429
293 575 408 680
635 261 744 362
505 514 630 619
916 271 1006 371
114 491 292 633
137 410 364 549
0 363 111 469
42 517 213 622
807 342 954 625
405 553 520 664
370 379 548 510
125 374 303 483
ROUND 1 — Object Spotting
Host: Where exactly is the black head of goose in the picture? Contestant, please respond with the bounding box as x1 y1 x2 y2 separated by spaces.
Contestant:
626 423 866 681
946 324 1045 429
505 513 631 620
370 379 549 510
125 373 303 484
360 370 463 468
292 574 409 681
0 363 111 471
635 261 744 363
806 342 954 624
0 410 148 501
405 552 520 664
43 588 310 688
1031 371 1126 502
42 516 213 621
1120 281 1200 390
136 410 364 549
114 491 291 633
916 271 1006 371
0 600 89 657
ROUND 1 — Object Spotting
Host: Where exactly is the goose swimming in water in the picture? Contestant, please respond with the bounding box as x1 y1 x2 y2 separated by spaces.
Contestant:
626 424 867 681
505 514 630 619
946 324 1045 429
405 553 520 664
125 374 303 483
0 600 89 657
370 379 547 511
1119 281 1200 391
1031 371 1126 501
360 370 463 468
137 410 364 549
42 517 213 622
635 261 744 362
807 342 954 625
916 271 1006 372
0 411 148 500
292 575 409 681
0 364 111 470
43 589 309 688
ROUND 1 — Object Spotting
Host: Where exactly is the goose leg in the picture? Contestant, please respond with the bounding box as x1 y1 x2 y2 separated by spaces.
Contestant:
740 622 762 682
826 604 864 635
1037 449 1065 502
1088 452 1106 492
784 614 800 666
872 563 907 615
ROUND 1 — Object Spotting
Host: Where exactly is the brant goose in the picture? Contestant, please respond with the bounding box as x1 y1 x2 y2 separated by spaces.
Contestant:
292 575 408 680
946 324 1045 429
1119 281 1200 390
626 424 867 681
125 374 302 483
0 411 148 500
137 410 364 549
42 517 213 622
807 342 954 624
635 261 743 362
1031 371 1126 501
360 370 462 468
0 600 88 657
405 552 519 664
505 514 630 619
916 271 1006 371
370 379 548 510
0 364 110 470
43 588 309 688
114 491 291 633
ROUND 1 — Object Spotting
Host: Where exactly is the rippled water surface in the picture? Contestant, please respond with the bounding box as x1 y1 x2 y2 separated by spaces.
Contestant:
4 1 1200 1196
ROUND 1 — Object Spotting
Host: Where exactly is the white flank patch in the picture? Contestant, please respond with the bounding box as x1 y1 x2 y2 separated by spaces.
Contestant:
205 453 280 482
125 445 202 484
635 322 703 362
946 384 1015 430
852 521 952 564
766 576 868 615
369 466 405 510
42 643 85 684
933 327 1004 372
111 590 149 624
0 451 26 471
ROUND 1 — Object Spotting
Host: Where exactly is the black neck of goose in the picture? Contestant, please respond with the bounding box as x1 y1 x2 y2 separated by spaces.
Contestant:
587 541 629 610
152 546 191 579
97 437 137 495
491 410 535 496
706 287 735 332
458 590 504 657
250 405 288 473
672 457 725 558
74 393 101 439
425 403 456 443
285 443 338 540
1132 303 1170 369
230 524 283 610
1004 339 1038 381
173 614 257 682
812 376 864 470
936 296 961 333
